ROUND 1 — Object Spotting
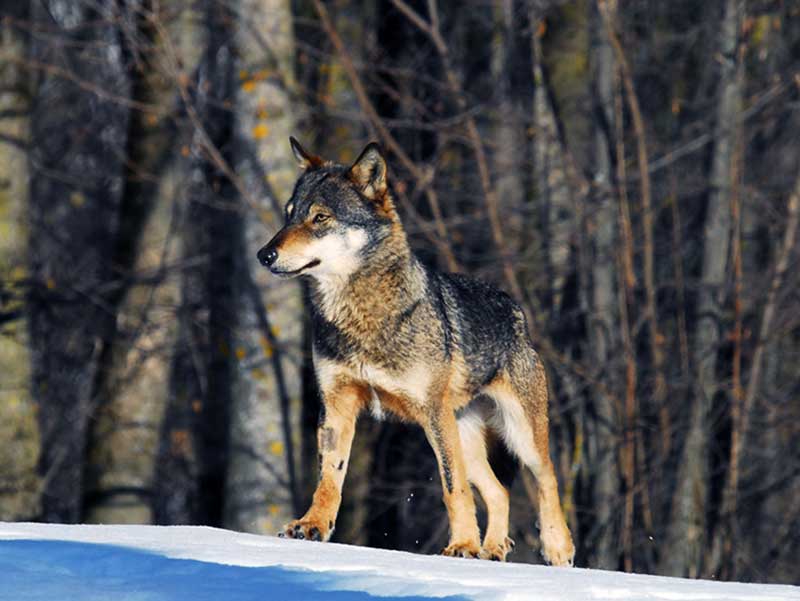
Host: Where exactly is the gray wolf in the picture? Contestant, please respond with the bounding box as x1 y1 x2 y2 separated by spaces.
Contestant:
257 138 575 565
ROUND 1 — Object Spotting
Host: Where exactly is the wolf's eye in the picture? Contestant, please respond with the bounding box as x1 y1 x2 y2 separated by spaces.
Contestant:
313 213 330 224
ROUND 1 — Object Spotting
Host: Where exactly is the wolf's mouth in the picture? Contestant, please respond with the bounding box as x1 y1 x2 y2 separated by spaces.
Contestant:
270 259 321 278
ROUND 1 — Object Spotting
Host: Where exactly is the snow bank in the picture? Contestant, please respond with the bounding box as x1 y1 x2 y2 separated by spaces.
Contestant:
1 522 797 601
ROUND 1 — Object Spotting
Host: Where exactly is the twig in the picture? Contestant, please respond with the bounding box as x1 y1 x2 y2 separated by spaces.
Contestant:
598 2 667 468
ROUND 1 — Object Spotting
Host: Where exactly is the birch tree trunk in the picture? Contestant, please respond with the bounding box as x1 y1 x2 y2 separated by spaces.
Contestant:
661 0 744 577
223 0 304 534
587 0 620 570
83 0 185 525
0 5 40 521
532 29 573 313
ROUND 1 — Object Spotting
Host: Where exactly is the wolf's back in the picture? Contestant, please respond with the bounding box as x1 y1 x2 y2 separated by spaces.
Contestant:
427 269 528 390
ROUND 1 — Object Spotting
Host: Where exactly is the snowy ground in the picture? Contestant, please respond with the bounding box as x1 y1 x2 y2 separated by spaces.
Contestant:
1 523 798 601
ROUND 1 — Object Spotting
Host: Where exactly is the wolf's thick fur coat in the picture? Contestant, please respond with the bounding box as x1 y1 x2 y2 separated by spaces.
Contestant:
257 139 575 565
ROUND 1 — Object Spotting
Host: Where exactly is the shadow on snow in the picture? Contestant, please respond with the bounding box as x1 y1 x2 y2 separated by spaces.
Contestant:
0 539 469 601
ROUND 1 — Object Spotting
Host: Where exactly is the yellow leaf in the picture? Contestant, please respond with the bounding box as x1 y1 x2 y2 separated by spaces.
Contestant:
260 335 273 358
268 504 280 516
235 346 246 360
69 191 86 208
45 277 56 290
10 266 26 281
242 80 256 93
270 441 284 456
252 123 269 139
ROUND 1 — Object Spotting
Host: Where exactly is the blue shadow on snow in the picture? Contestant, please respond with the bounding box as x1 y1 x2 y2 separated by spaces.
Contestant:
0 539 469 601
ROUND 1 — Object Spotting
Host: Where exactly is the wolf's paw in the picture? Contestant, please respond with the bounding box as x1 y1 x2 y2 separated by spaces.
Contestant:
478 536 515 562
441 540 481 559
540 526 575 567
278 517 334 542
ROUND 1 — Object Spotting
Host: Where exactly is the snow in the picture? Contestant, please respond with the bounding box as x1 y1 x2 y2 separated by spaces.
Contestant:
1 522 798 601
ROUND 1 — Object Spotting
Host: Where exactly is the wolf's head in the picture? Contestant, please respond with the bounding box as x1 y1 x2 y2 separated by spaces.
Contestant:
257 138 402 280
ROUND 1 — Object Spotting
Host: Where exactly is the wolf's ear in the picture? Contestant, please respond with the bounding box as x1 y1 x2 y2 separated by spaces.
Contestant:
289 136 323 169
348 142 387 200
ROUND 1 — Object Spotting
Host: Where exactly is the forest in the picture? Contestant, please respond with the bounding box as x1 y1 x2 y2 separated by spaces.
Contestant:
0 0 798 585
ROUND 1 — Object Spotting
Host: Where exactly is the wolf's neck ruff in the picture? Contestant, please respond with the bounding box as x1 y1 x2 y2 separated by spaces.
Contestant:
310 239 424 350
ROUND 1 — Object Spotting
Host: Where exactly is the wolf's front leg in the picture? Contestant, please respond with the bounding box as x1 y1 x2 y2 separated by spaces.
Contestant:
424 398 481 558
281 382 366 541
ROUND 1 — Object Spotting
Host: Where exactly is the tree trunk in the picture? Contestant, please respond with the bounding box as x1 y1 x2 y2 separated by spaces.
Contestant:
661 0 744 577
83 0 184 525
222 0 304 534
586 0 620 570
27 0 128 522
154 0 239 527
490 0 526 252
0 4 40 521
532 26 573 314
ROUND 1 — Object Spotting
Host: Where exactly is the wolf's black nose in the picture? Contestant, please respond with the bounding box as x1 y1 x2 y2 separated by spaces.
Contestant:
258 246 277 267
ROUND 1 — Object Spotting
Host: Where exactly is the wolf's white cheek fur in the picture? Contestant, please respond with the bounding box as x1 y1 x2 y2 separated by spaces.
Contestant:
308 228 368 277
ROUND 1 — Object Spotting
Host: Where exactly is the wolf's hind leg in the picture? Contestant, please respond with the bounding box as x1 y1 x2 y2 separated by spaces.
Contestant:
484 355 575 567
281 381 367 542
457 412 514 561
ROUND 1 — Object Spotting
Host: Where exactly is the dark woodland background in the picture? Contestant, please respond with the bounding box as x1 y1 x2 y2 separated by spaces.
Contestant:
1 0 799 584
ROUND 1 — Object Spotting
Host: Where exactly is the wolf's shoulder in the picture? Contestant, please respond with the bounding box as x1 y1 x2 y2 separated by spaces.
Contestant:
425 267 522 323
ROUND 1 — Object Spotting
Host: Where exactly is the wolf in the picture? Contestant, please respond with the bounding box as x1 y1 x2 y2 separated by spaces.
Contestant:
257 138 575 565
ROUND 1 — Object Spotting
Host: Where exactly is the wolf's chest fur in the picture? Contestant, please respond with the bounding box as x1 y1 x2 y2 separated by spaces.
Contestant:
309 258 458 419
